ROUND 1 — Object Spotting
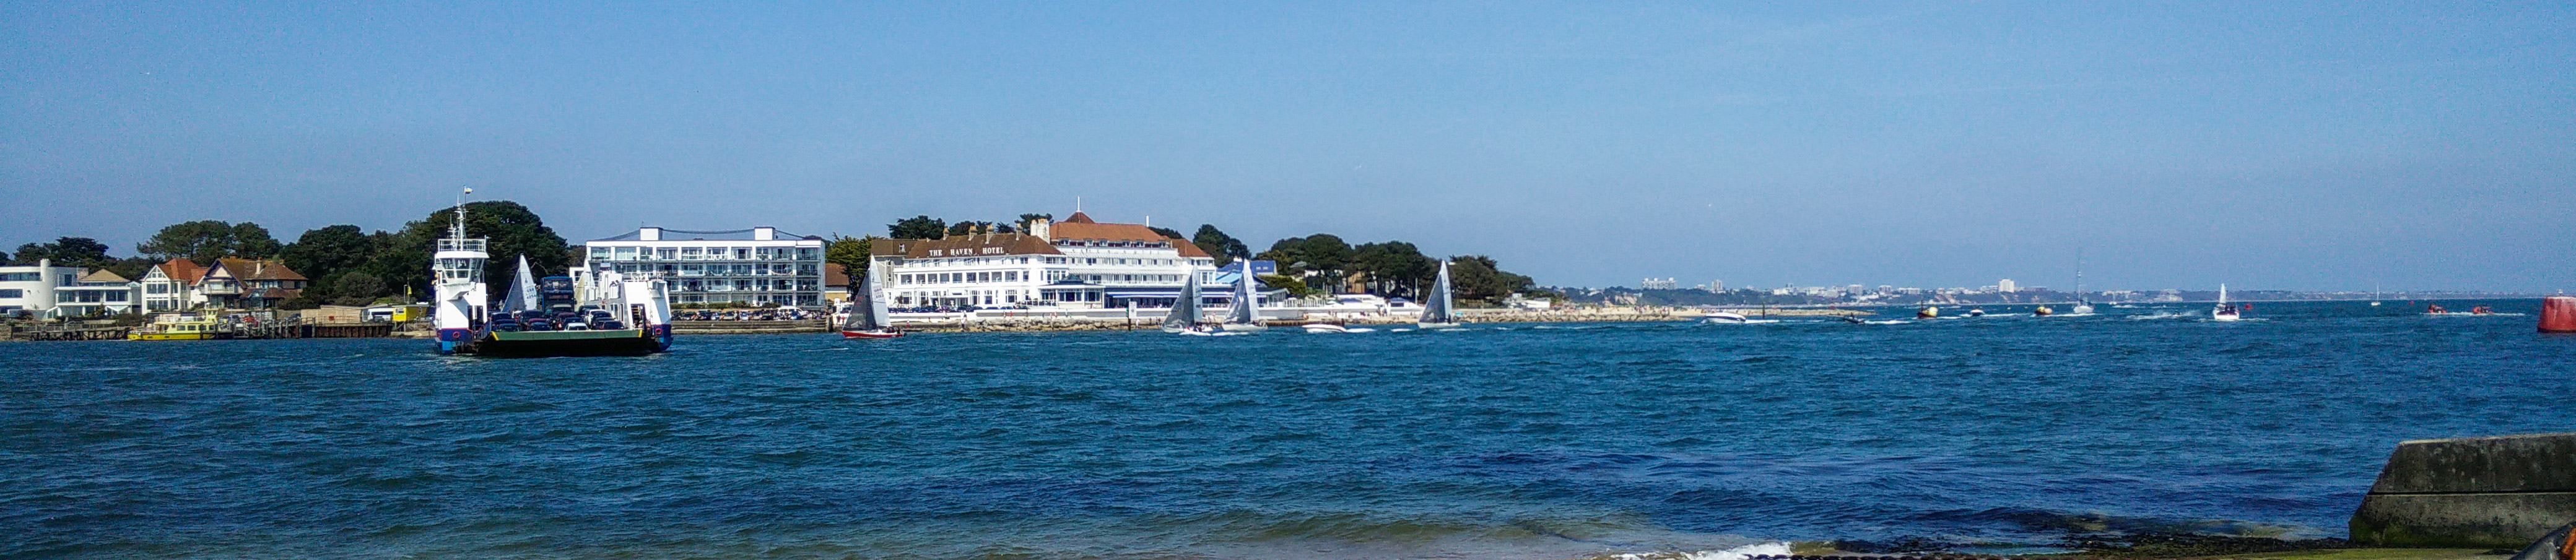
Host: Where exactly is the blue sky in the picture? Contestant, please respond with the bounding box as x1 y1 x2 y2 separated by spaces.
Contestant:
4 1 2570 291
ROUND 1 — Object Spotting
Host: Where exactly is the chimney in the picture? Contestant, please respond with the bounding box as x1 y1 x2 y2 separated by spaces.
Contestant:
1029 218 1052 241
639 227 663 241
753 226 776 241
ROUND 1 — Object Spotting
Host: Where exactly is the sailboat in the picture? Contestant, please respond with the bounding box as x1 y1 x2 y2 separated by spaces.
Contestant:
2068 251 2094 315
1222 265 1268 332
2211 283 2243 322
1417 260 1460 329
1162 271 1212 334
840 263 902 338
2370 283 2383 306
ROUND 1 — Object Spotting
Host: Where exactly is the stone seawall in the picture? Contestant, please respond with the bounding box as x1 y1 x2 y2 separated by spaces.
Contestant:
2350 432 2576 548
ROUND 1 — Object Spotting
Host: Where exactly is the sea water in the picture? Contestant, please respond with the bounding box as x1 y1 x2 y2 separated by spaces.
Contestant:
4 299 2566 559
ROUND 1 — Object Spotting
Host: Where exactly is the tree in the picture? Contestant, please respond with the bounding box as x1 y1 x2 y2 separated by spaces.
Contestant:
0 247 9 264
230 223 282 259
1147 226 1182 239
888 215 947 239
136 220 281 263
13 237 114 269
326 272 387 306
825 235 880 288
1258 274 1316 298
365 200 570 299
1447 255 1534 303
1351 241 1435 298
281 225 377 283
1016 213 1053 231
1191 225 1251 267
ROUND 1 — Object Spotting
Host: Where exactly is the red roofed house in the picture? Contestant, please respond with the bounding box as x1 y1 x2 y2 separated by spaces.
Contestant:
139 258 207 311
201 257 308 309
869 212 1223 309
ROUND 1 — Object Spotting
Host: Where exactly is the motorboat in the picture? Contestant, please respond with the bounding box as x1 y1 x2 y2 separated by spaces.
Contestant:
1915 306 1938 319
1704 311 1749 324
1301 323 1349 333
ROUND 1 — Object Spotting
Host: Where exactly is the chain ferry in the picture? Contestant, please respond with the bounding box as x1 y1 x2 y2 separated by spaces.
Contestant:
432 195 673 356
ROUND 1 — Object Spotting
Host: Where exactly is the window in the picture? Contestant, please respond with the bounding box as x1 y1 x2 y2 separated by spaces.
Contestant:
656 248 678 260
0 289 20 298
0 273 37 282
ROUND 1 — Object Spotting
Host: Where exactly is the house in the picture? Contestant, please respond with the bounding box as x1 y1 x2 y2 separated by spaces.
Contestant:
140 259 206 311
0 259 141 318
53 270 142 317
201 258 308 309
0 259 80 318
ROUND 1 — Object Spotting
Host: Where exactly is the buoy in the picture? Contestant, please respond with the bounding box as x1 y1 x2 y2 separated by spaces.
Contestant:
2541 296 2576 333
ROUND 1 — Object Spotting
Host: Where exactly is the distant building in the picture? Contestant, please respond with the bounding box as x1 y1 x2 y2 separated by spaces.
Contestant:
1642 278 1678 290
1707 280 1723 292
585 226 829 309
871 212 1220 309
1998 278 2017 293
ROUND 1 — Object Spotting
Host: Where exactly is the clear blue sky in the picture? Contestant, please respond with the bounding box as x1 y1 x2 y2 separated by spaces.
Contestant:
5 1 2570 291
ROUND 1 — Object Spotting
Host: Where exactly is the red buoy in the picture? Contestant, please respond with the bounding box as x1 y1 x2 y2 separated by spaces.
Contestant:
2541 296 2576 333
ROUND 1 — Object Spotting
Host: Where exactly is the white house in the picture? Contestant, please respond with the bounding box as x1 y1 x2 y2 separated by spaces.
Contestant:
585 226 829 309
0 259 141 318
139 258 207 311
0 259 80 317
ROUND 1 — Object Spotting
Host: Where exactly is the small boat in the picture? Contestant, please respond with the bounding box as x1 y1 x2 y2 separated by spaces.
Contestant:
1916 306 1938 319
1416 260 1460 329
2211 283 2242 322
839 263 903 338
1162 272 1206 334
2370 283 2383 306
1301 323 1349 333
1704 311 1750 324
2033 305 2054 316
1221 265 1268 332
128 316 220 341
2068 251 2094 315
1967 308 1986 317
1842 316 1867 324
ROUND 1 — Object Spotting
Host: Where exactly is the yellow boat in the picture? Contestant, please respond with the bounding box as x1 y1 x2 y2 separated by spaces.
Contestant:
129 319 220 341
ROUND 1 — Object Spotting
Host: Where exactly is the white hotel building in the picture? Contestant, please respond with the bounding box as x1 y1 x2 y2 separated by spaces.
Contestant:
870 212 1229 309
585 226 829 308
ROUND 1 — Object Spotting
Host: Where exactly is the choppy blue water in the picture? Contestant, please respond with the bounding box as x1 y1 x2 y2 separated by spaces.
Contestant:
4 299 2569 559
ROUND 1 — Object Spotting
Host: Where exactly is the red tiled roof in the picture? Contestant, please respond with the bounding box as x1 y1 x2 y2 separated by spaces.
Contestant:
1063 212 1095 223
825 263 850 286
155 259 205 283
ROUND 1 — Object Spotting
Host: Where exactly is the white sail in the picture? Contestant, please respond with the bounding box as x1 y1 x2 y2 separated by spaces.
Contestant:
843 264 887 332
1420 260 1456 326
504 255 539 313
1224 264 1264 329
1162 272 1202 332
866 263 892 332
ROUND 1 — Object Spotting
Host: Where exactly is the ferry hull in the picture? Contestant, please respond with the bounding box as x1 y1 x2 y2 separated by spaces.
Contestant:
455 329 669 357
841 329 903 339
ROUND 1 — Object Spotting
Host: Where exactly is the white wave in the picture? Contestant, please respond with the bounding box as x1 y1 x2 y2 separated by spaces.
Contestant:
1619 541 1794 560
1861 319 1912 325
1343 327 1377 333
2130 312 2191 320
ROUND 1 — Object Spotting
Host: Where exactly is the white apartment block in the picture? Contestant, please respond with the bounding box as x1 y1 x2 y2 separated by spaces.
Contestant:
586 226 829 308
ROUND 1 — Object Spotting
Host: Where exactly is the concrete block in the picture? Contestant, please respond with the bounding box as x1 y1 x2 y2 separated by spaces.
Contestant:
2352 433 2576 549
